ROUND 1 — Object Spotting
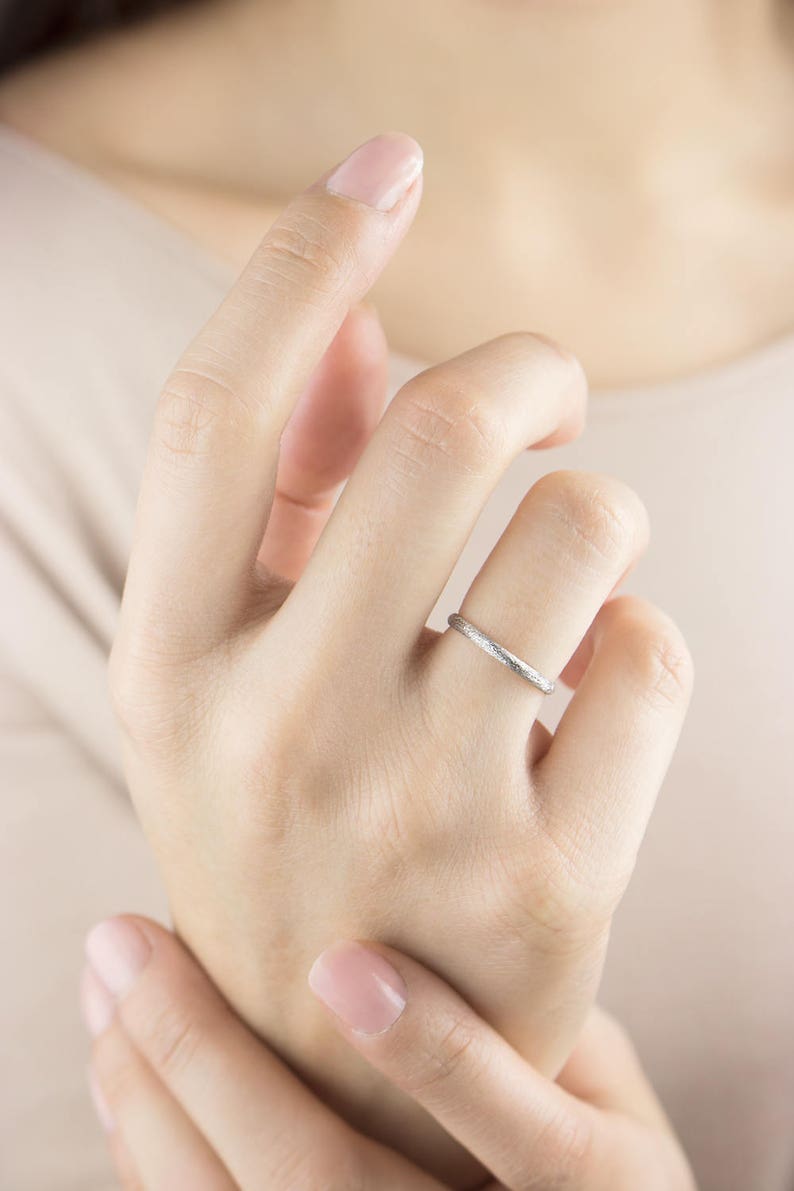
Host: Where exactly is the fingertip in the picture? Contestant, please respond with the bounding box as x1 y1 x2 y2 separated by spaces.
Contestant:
529 387 587 450
308 940 407 1036
84 918 152 1000
528 337 588 449
323 132 424 213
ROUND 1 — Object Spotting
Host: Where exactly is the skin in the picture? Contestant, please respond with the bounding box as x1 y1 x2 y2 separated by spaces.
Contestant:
98 134 692 1185
0 0 788 1181
2 1 794 387
81 915 696 1190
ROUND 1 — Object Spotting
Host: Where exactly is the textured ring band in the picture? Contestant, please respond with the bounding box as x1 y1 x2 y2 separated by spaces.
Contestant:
447 613 556 695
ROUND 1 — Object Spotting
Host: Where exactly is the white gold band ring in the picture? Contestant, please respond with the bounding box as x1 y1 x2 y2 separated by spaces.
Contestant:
447 613 556 696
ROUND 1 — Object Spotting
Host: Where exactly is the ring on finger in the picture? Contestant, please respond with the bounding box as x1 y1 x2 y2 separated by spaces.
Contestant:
447 613 556 696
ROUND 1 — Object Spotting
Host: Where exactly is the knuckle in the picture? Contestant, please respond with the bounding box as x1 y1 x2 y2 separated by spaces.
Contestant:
532 470 647 570
503 329 586 385
495 330 588 421
392 377 508 476
401 1012 478 1098
615 601 695 708
155 366 246 464
137 997 205 1084
257 210 356 300
509 832 619 952
502 330 588 441
107 636 207 757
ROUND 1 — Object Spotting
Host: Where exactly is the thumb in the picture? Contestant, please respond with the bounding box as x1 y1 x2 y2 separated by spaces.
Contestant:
258 300 389 581
308 941 695 1191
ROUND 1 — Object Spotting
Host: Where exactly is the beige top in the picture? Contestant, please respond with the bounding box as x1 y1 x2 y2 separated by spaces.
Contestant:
1 120 792 1191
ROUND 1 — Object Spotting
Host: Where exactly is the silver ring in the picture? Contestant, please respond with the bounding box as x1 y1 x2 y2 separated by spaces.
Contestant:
447 613 555 695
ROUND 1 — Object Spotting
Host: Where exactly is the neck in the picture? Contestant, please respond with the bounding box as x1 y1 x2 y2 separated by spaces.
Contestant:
319 0 794 198
6 0 794 387
11 0 794 205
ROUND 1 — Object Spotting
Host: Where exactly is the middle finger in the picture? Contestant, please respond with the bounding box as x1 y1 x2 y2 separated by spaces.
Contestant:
282 332 587 660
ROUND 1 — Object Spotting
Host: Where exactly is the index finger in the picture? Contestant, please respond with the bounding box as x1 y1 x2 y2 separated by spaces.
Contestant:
86 917 441 1191
121 133 423 650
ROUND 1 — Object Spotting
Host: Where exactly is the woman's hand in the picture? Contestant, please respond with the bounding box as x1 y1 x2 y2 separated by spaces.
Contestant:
83 916 696 1191
109 130 694 1183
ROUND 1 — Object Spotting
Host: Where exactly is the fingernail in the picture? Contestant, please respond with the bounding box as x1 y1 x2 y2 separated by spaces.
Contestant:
80 965 115 1038
85 919 151 999
325 133 423 212
308 941 407 1035
88 1067 115 1133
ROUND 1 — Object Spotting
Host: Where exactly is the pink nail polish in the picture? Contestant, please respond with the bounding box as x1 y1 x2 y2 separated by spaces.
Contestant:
308 941 407 1035
80 965 115 1038
325 133 423 212
84 919 151 999
88 1068 115 1133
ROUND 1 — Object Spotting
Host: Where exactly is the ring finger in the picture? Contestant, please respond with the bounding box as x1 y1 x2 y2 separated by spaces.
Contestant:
427 467 649 739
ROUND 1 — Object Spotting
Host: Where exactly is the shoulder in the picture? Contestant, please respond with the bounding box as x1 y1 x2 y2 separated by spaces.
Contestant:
0 119 231 697
0 117 230 496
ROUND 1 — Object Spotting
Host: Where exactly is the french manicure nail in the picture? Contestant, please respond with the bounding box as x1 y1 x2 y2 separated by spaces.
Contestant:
84 919 151 999
308 940 407 1035
325 133 423 212
80 965 115 1038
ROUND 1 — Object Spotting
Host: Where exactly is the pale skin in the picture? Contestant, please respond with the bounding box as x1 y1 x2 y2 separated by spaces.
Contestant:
1 0 792 1184
111 131 692 1187
80 915 695 1190
4 0 794 388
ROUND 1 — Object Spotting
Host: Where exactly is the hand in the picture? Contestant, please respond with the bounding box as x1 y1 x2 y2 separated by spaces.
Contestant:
109 130 694 1184
83 916 696 1191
